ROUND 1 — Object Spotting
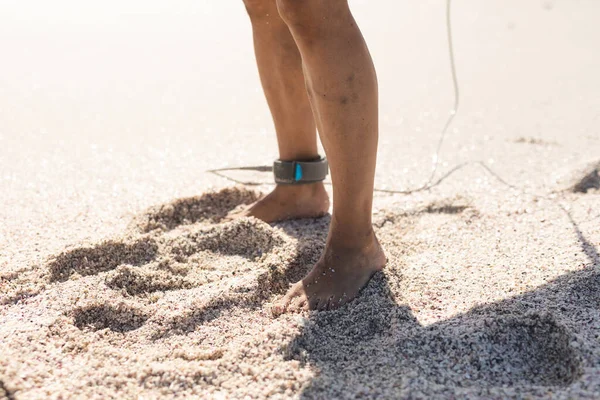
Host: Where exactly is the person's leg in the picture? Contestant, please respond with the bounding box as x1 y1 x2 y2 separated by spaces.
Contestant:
230 0 329 222
272 0 386 313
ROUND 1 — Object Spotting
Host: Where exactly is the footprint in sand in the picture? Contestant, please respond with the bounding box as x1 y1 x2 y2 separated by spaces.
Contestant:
47 237 160 283
49 192 478 340
130 187 260 233
104 264 196 296
5 188 592 398
285 273 583 396
72 302 149 333
44 187 296 339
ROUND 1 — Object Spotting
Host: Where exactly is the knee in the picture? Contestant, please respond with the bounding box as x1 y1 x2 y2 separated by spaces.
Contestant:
243 0 275 20
276 0 314 26
276 0 347 36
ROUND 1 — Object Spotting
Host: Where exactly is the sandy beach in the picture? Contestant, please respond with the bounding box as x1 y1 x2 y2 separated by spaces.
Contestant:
1 1 600 398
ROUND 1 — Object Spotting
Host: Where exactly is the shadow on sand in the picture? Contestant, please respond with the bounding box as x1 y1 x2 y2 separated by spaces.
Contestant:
36 187 599 398
279 207 599 399
125 188 598 397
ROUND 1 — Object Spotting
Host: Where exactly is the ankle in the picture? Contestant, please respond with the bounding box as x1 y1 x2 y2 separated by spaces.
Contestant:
273 182 326 198
326 225 378 253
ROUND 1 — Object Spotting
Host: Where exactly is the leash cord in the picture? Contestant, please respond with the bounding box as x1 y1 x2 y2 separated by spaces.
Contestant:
375 0 458 194
209 0 459 194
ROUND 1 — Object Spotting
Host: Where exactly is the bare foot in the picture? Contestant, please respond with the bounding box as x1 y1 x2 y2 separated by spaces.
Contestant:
225 182 330 223
271 231 386 315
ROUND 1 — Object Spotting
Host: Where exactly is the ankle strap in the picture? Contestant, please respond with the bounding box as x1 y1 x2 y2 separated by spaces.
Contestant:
273 157 329 184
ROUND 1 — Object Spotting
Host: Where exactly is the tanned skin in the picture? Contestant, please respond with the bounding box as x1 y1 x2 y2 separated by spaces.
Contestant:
230 0 386 313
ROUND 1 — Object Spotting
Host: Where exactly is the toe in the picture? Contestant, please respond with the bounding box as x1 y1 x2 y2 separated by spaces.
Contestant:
325 296 337 310
334 296 349 310
270 296 290 317
290 296 308 312
308 296 320 311
270 282 308 316
329 297 346 310
269 304 283 318
318 296 333 311
223 210 242 222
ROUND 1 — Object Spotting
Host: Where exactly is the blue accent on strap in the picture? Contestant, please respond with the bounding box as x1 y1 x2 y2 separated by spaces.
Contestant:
295 164 303 181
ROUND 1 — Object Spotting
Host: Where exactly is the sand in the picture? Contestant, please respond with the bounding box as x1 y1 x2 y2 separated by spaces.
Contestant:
2 182 599 399
2 1 600 399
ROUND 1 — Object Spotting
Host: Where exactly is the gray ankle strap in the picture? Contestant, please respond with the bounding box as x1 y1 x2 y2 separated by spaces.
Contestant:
273 157 329 184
